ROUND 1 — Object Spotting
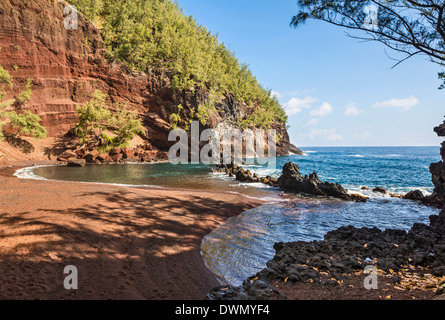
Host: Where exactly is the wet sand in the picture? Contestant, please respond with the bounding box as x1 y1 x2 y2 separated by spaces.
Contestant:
0 162 263 300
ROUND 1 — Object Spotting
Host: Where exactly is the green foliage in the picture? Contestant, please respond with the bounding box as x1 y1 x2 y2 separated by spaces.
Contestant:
109 103 146 147
195 105 209 126
169 104 183 130
7 110 47 139
0 65 13 91
15 79 32 105
0 66 46 140
68 0 288 128
74 90 145 148
75 89 111 143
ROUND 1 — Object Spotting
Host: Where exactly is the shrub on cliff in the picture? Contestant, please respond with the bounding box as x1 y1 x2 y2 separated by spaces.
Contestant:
7 110 47 139
74 89 111 143
74 90 145 151
0 66 46 140
108 103 146 148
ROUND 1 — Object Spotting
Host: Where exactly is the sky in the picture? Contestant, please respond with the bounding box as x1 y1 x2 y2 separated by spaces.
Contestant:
176 0 444 147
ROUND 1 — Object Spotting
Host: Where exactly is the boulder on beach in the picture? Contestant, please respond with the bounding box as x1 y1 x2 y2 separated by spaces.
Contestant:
67 158 86 167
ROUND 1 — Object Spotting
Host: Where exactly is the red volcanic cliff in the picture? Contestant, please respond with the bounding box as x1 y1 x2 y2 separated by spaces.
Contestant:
0 0 299 159
0 0 152 136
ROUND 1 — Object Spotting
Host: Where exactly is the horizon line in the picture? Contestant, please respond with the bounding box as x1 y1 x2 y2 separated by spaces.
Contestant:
296 145 440 148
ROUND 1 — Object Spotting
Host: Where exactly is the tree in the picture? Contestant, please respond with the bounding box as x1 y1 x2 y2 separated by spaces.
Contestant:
109 103 146 147
74 90 145 150
74 89 111 143
0 66 46 140
291 0 445 87
7 110 47 139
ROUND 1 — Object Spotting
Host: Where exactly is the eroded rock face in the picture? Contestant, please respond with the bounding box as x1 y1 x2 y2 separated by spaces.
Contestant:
430 119 445 207
0 0 299 157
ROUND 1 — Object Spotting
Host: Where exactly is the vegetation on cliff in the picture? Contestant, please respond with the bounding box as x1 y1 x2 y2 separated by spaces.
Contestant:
0 65 46 140
68 0 288 129
74 90 145 152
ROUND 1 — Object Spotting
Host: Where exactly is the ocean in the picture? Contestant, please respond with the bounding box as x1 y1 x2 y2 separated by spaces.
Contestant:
17 146 443 285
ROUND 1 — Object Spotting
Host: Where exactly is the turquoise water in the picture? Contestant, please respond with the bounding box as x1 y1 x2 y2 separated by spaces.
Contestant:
201 146 443 285
21 146 442 285
248 146 441 195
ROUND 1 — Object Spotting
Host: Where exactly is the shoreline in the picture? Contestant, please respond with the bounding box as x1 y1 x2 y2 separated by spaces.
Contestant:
0 161 264 300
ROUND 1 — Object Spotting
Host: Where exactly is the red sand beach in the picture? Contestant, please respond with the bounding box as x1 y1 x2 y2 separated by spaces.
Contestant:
0 161 262 300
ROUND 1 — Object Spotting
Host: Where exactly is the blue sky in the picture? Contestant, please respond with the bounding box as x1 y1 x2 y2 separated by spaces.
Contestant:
176 0 444 147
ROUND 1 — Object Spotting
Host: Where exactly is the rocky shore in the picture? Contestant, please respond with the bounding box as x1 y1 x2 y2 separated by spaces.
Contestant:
58 144 169 167
207 119 445 300
215 161 368 202
430 119 445 206
207 208 445 300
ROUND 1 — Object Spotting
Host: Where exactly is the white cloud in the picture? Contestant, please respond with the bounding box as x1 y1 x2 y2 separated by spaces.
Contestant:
372 96 419 111
284 96 318 116
270 90 281 99
310 102 333 117
310 128 344 142
344 103 361 116
306 118 319 126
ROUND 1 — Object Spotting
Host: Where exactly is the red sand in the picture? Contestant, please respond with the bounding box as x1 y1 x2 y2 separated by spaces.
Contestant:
0 161 262 300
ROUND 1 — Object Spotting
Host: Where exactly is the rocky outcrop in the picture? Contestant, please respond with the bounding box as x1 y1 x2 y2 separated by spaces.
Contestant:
430 118 445 207
278 162 367 202
214 162 278 186
0 0 299 158
208 208 445 300
56 143 168 165
402 189 443 208
214 161 367 202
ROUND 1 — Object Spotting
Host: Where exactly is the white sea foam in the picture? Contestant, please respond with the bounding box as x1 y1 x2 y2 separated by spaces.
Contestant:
347 154 364 158
346 185 434 199
14 165 52 181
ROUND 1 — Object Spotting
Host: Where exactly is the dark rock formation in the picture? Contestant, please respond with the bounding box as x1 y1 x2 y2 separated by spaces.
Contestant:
373 187 387 194
214 162 278 186
208 209 445 300
404 190 425 201
206 280 287 301
277 162 367 202
430 118 445 208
